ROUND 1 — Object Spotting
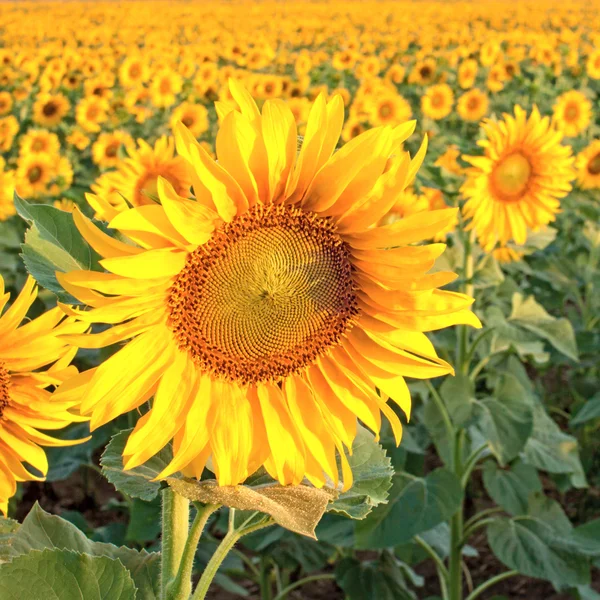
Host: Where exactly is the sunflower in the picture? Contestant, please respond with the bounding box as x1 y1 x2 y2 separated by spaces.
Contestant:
76 96 109 133
385 64 406 85
369 94 412 126
575 140 600 190
457 89 489 122
19 129 61 157
0 167 15 221
66 129 91 151
169 102 209 138
434 145 464 176
150 69 182 108
33 93 70 128
0 276 89 514
53 198 77 212
119 56 149 88
486 65 505 93
552 91 592 138
458 59 477 89
586 49 600 79
57 81 480 490
0 92 12 116
421 84 454 120
461 106 574 251
409 58 437 85
342 115 366 142
0 116 19 152
15 154 56 199
86 136 193 221
91 131 135 168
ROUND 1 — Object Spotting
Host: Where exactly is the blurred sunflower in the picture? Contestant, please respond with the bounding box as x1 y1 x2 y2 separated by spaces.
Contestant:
86 136 192 221
586 49 600 79
91 131 135 168
370 94 412 126
15 154 56 199
0 162 15 221
119 56 149 87
435 145 464 175
150 69 182 108
0 116 19 152
57 82 480 490
552 91 591 137
421 84 454 120
458 59 477 89
410 58 436 85
169 102 209 138
575 140 600 190
461 106 574 251
0 276 88 514
457 89 489 122
0 92 12 116
76 96 110 133
33 93 70 128
19 129 60 157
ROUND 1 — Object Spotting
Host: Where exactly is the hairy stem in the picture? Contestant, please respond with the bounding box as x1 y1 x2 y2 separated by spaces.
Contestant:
161 489 191 599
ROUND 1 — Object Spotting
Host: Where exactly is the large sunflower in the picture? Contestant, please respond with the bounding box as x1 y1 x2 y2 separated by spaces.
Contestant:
57 81 480 490
0 276 88 514
461 106 574 251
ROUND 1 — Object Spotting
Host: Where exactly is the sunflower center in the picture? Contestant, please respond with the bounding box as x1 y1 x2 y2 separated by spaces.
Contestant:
379 103 392 118
564 103 579 121
588 153 600 176
491 152 532 201
167 204 359 385
32 139 46 152
105 142 120 158
182 115 195 127
467 96 480 110
431 93 444 108
43 102 57 117
0 363 10 418
28 166 43 183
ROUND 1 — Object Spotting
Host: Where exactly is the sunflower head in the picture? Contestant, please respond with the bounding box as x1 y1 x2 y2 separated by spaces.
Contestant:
58 80 480 491
576 140 600 190
461 106 575 251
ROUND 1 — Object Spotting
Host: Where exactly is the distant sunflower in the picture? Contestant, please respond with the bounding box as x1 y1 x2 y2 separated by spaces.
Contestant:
0 276 88 514
552 91 592 138
86 136 193 221
0 166 15 221
421 84 454 120
119 56 149 88
169 102 209 138
410 58 437 85
76 96 109 133
462 106 574 251
458 59 477 89
586 49 600 79
19 129 61 157
150 69 182 108
33 93 70 128
91 131 135 168
0 92 12 116
457 89 489 122
57 81 480 490
575 140 600 190
0 116 19 152
15 154 56 199
370 94 412 126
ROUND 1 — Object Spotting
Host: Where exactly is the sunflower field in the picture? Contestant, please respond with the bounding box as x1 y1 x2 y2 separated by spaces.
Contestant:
1 1 600 599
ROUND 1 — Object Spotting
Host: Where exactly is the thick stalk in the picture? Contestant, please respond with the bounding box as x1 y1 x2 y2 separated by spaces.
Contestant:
165 503 220 600
161 489 191 599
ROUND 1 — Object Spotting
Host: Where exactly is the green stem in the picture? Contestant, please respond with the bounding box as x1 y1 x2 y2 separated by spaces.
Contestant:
458 517 499 549
191 519 276 600
460 443 489 488
449 431 465 600
260 555 273 600
272 574 336 600
165 503 220 600
425 380 456 461
464 570 518 600
469 356 491 382
415 535 449 599
161 489 190 599
463 507 504 532
463 328 495 372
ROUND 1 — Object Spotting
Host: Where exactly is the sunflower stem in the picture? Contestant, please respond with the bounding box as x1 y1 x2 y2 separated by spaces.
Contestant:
191 518 276 600
449 430 465 600
161 488 191 600
165 503 220 600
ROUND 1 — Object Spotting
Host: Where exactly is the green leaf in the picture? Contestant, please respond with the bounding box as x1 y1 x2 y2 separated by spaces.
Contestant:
101 429 176 501
328 425 394 519
440 373 474 427
355 468 463 549
0 516 19 562
126 498 161 544
473 374 533 465
482 460 542 515
509 293 579 361
14 194 101 302
0 549 137 600
10 503 160 599
487 517 590 586
570 393 600 426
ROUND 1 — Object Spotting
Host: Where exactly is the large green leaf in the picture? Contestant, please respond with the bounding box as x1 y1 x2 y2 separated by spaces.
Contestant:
0 549 137 600
14 194 101 302
509 293 579 361
473 374 533 465
482 460 542 515
328 425 393 519
440 373 474 427
355 468 462 549
101 429 175 501
0 516 19 562
487 517 590 586
9 503 159 599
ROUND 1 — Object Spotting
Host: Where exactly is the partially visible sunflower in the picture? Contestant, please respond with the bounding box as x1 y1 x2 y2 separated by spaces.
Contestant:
435 145 464 176
92 131 135 168
33 93 70 128
0 92 12 116
0 164 15 221
457 89 489 122
552 91 592 138
462 106 574 251
0 116 19 152
586 49 600 79
15 154 56 199
19 129 61 157
369 93 412 126
421 84 454 120
57 81 480 491
169 102 209 138
66 129 91 151
575 140 600 190
150 69 182 108
76 96 109 133
86 136 193 221
458 59 478 89
0 276 89 514
119 56 150 88
410 58 437 85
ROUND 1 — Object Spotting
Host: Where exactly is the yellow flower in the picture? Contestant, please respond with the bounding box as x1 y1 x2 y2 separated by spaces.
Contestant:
421 84 454 120
0 168 15 221
0 116 19 152
332 50 358 71
150 69 182 108
552 91 592 138
33 93 70 128
76 96 109 133
19 129 60 157
342 115 367 142
170 102 209 138
91 131 135 168
434 145 464 175
586 49 600 79
462 106 574 251
119 56 149 88
486 65 505 93
53 198 77 212
458 59 478 89
57 81 479 490
66 129 91 151
575 140 600 190
15 154 57 199
86 136 192 221
369 93 412 126
0 92 12 116
409 58 437 85
0 276 88 514
457 89 489 122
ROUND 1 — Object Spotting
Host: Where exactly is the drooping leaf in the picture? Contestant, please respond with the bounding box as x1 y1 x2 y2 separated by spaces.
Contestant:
354 468 463 549
0 549 137 600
